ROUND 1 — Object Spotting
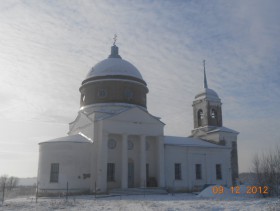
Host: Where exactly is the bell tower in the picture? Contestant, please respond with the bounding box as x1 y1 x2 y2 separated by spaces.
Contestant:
192 60 222 130
191 61 239 185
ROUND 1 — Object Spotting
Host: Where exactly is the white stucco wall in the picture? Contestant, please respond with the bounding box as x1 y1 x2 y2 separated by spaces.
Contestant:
164 145 232 191
40 103 237 194
102 108 164 136
38 141 92 192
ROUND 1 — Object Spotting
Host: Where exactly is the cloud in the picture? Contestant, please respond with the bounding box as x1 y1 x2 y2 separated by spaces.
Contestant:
0 0 279 175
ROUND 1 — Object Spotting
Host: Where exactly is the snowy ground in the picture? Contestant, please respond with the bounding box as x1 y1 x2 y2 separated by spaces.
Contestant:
1 193 279 211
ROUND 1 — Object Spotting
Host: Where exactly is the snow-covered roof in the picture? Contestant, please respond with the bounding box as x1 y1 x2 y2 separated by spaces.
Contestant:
195 88 220 101
191 126 239 135
39 134 92 144
85 45 144 81
79 103 163 124
80 102 137 116
164 136 225 148
86 58 143 80
207 126 239 134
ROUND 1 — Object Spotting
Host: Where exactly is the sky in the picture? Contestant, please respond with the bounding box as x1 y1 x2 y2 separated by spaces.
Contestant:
0 0 279 177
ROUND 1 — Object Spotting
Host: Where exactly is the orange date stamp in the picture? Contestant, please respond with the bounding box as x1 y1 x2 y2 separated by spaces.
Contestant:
212 185 269 194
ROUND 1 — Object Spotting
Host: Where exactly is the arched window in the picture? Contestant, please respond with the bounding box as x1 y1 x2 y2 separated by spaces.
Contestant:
211 109 217 119
197 109 203 127
211 109 219 125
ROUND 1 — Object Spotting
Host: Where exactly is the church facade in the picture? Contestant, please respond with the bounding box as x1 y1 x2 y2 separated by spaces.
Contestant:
37 43 239 194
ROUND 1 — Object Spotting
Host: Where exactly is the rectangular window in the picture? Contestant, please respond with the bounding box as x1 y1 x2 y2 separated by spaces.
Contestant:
174 163 181 180
50 163 59 183
107 163 115 182
195 164 202 180
216 164 222 180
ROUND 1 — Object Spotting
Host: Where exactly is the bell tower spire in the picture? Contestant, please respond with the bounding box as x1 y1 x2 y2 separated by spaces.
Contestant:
203 60 208 89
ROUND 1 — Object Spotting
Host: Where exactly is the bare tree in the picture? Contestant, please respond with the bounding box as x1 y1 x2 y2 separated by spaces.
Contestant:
252 145 280 197
0 175 9 205
274 145 280 197
0 175 19 204
7 177 18 191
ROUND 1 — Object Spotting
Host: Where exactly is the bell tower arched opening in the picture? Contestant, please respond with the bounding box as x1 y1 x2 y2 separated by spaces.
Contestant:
197 109 203 127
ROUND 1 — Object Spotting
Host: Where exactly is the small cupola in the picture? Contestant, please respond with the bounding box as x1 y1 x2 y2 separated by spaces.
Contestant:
108 44 122 59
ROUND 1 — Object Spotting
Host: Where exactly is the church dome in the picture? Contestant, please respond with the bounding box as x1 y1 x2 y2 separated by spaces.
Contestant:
79 44 148 109
86 58 143 80
85 44 143 81
195 88 220 101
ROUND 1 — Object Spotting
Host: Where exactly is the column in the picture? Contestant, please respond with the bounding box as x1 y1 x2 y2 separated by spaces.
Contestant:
121 134 128 189
157 136 165 187
97 131 108 193
140 135 146 188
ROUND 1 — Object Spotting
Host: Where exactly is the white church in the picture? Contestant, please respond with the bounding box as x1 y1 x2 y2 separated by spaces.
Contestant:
37 42 239 194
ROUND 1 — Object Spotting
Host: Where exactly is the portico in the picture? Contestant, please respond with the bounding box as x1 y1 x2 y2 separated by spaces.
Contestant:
103 131 164 191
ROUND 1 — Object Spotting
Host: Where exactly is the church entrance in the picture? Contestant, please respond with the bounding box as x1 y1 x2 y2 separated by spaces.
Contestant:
128 162 134 188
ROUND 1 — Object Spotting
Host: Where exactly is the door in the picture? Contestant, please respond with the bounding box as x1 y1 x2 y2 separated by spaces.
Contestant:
128 162 134 188
146 163 149 186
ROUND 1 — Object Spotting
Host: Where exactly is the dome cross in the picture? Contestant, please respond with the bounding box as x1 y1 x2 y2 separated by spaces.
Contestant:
113 34 117 46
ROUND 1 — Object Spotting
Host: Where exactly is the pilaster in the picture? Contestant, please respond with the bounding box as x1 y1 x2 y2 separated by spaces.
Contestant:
121 134 128 188
140 135 146 187
97 131 108 192
157 136 165 187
